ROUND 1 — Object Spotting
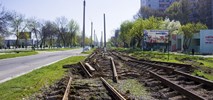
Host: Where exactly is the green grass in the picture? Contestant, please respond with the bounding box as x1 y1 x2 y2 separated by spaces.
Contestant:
0 56 86 100
193 70 213 81
81 48 95 54
108 79 152 99
0 51 38 60
118 48 213 67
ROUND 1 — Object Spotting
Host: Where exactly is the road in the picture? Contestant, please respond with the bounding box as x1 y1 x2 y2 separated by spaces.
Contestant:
0 48 85 83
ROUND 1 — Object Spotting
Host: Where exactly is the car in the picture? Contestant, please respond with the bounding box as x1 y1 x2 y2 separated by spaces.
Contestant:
83 46 91 51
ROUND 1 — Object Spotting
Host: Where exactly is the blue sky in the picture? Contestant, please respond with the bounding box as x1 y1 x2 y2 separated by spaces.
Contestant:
1 0 140 41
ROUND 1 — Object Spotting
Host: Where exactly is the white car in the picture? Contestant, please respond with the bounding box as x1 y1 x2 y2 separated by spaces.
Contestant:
83 46 91 51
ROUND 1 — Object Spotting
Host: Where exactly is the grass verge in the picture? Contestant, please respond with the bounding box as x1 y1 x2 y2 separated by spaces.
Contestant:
81 48 95 54
192 70 213 80
0 51 38 60
0 56 86 100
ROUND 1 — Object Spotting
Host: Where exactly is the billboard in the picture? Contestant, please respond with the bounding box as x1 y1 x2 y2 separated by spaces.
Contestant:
200 30 213 54
18 32 31 39
144 30 169 43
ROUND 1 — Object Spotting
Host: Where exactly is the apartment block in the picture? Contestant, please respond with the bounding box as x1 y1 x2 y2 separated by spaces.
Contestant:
141 0 176 11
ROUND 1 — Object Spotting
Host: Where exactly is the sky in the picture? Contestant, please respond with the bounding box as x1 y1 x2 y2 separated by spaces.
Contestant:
0 0 140 41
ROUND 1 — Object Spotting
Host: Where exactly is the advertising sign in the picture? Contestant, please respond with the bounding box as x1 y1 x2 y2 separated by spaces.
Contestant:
18 32 31 39
200 30 213 54
144 30 169 43
205 36 213 44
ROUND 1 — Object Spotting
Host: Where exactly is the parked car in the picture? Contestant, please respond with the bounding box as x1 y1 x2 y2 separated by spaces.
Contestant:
83 46 91 51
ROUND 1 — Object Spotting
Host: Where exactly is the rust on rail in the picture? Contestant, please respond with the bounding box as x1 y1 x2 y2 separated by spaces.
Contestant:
110 57 118 83
62 77 72 100
100 77 126 100
79 61 92 78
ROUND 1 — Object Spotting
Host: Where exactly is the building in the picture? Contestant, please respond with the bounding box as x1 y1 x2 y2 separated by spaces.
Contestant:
140 0 177 11
110 30 120 47
143 30 213 54
114 29 120 39
212 0 213 28
3 39 34 49
172 30 213 54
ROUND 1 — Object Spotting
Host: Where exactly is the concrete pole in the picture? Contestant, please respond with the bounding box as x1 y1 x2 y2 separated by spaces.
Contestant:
91 22 93 47
82 0 86 51
101 31 103 47
94 30 95 46
95 33 99 47
103 13 106 52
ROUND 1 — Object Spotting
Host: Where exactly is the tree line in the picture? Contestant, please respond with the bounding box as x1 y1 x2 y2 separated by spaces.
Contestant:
0 5 89 49
135 0 212 28
110 17 207 51
110 0 210 52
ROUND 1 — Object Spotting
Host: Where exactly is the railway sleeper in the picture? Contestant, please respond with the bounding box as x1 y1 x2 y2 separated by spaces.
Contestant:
185 84 203 90
163 91 180 98
145 80 161 87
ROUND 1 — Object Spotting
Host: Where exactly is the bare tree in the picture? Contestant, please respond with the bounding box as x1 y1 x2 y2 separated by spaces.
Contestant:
0 4 12 48
55 16 68 47
10 12 28 48
27 18 42 49
41 21 57 48
67 19 80 47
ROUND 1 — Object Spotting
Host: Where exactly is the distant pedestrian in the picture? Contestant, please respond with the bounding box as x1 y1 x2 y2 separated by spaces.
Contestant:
192 49 195 55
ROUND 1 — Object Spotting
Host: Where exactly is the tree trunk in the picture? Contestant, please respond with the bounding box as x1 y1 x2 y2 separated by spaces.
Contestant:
60 33 66 47
35 30 39 49
15 28 19 48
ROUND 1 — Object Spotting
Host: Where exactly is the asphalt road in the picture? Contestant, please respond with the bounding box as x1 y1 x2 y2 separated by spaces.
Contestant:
0 48 85 83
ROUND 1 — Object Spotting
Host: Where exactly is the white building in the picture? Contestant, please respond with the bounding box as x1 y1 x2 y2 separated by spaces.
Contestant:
143 30 213 54
141 0 159 10
172 30 213 54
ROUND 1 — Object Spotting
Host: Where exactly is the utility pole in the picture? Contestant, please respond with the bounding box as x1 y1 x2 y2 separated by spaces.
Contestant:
94 30 95 46
103 13 106 52
82 0 86 51
167 32 170 61
101 31 103 47
91 22 93 47
95 33 99 47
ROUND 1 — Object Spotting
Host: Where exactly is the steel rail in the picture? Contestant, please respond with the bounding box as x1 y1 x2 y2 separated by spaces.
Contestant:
62 77 72 100
110 57 118 83
100 77 126 100
79 61 92 78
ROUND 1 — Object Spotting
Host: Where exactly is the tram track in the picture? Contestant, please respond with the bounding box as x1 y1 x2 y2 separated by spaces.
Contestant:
111 51 213 100
34 49 213 100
